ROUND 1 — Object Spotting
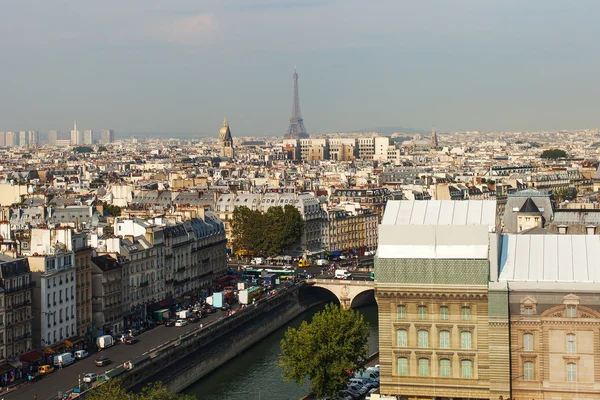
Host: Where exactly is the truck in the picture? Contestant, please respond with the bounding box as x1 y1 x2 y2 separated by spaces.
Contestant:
212 292 224 308
335 269 352 280
177 309 191 319
153 309 170 324
251 257 264 265
224 286 236 304
97 335 114 350
263 273 278 288
239 286 262 305
298 259 310 267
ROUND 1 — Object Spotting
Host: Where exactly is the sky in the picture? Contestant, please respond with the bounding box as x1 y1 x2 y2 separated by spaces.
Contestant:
1 0 600 136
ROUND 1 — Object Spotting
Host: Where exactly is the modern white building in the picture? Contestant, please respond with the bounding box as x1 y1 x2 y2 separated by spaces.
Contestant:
83 129 93 145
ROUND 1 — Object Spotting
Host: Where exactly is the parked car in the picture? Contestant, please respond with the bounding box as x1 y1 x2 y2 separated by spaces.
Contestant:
82 372 97 383
74 350 89 359
175 319 188 327
347 383 368 395
38 365 55 375
187 314 200 323
164 319 176 327
124 336 140 345
95 356 111 367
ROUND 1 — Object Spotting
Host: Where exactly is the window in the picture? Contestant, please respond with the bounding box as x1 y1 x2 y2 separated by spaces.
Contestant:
440 306 449 320
418 306 427 320
396 329 407 347
397 357 408 376
524 361 534 381
566 334 576 353
567 363 577 382
439 331 450 348
418 358 429 377
461 360 473 378
461 331 472 349
524 333 533 351
418 330 429 347
461 307 471 321
439 359 451 378
524 306 533 315
397 305 406 319
567 305 576 318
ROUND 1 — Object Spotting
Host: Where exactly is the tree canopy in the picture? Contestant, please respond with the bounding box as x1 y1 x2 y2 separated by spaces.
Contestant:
104 203 121 217
85 379 196 400
279 303 370 399
97 145 108 152
74 146 94 153
540 148 567 159
231 205 304 257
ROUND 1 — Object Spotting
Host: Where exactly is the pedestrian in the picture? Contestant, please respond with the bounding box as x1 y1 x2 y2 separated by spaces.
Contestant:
34 394 38 400
200 323 203 330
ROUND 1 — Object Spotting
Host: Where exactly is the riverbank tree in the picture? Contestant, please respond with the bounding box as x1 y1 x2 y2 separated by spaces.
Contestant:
279 303 370 398
86 379 196 400
231 205 304 257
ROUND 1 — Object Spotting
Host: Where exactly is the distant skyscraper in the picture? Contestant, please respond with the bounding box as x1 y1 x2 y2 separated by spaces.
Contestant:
219 119 235 159
70 120 81 145
431 127 438 148
18 131 27 147
83 129 93 145
27 131 39 147
5 132 15 147
284 69 309 139
101 129 114 144
48 130 58 146
0 132 6 146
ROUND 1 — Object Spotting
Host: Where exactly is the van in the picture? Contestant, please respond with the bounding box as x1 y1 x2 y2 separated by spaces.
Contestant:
335 269 352 280
298 259 310 267
74 350 88 359
316 259 329 266
97 334 115 349
53 352 75 367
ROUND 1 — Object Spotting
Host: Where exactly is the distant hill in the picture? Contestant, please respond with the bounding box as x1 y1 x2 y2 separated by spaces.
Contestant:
354 126 428 135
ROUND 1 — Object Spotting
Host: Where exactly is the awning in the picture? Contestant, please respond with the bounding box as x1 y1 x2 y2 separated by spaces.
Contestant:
19 350 44 364
0 363 13 374
43 348 55 354
64 340 73 347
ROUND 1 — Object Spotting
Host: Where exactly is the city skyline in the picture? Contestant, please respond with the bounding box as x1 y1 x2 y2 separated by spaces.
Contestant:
1 1 600 135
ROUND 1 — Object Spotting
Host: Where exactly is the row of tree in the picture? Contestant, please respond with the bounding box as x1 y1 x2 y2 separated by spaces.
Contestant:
231 205 304 257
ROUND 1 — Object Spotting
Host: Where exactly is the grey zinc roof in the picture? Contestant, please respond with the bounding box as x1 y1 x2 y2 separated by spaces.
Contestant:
553 210 600 225
499 234 600 283
381 200 497 227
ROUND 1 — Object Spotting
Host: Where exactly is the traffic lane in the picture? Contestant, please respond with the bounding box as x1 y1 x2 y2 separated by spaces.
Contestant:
7 310 227 400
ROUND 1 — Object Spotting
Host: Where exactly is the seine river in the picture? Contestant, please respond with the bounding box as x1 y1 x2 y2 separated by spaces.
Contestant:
184 302 379 400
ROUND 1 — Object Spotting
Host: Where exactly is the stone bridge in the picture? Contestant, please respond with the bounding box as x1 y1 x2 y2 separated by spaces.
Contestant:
305 278 375 309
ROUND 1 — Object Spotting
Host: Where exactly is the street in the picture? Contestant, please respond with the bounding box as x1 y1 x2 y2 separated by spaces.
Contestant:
5 308 228 400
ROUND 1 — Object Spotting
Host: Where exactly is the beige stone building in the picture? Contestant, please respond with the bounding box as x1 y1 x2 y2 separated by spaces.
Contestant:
73 233 93 344
375 200 510 400
325 203 377 254
499 234 600 399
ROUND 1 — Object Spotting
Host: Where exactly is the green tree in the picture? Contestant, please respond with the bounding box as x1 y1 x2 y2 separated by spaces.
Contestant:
231 205 304 257
97 146 108 152
86 379 196 400
74 146 94 153
279 303 369 398
104 204 121 217
540 148 568 159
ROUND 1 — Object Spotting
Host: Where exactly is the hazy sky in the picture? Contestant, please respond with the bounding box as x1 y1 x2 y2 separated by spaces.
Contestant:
1 0 599 136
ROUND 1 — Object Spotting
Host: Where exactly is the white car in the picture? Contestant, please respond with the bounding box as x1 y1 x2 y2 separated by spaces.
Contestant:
82 372 97 383
175 319 188 327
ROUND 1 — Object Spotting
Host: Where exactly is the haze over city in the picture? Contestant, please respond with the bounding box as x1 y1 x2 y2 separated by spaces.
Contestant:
2 0 600 135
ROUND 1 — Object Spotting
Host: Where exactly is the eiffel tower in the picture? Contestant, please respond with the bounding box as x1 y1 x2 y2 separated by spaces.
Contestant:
284 69 309 139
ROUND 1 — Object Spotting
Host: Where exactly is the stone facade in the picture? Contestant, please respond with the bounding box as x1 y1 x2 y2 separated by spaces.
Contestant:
509 292 600 399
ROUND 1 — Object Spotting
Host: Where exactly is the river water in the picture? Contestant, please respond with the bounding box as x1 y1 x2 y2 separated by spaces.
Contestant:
184 302 379 400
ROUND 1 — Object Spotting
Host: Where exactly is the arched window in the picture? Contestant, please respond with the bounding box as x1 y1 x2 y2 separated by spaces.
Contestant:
396 329 407 347
524 361 534 381
524 333 533 351
418 330 429 347
397 357 408 376
566 334 576 353
461 359 473 378
439 331 450 348
461 331 472 349
418 358 429 377
439 359 451 377
567 363 577 382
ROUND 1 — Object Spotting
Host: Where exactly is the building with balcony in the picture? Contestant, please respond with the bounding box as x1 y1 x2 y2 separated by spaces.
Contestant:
91 255 124 337
325 203 378 254
0 255 33 361
73 233 93 345
330 187 396 222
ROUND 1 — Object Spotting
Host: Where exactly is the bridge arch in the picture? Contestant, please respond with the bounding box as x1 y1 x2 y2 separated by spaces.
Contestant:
306 279 375 310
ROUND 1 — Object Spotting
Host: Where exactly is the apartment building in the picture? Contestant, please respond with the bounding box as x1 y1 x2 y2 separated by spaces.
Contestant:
0 255 34 361
91 255 124 337
325 203 378 254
